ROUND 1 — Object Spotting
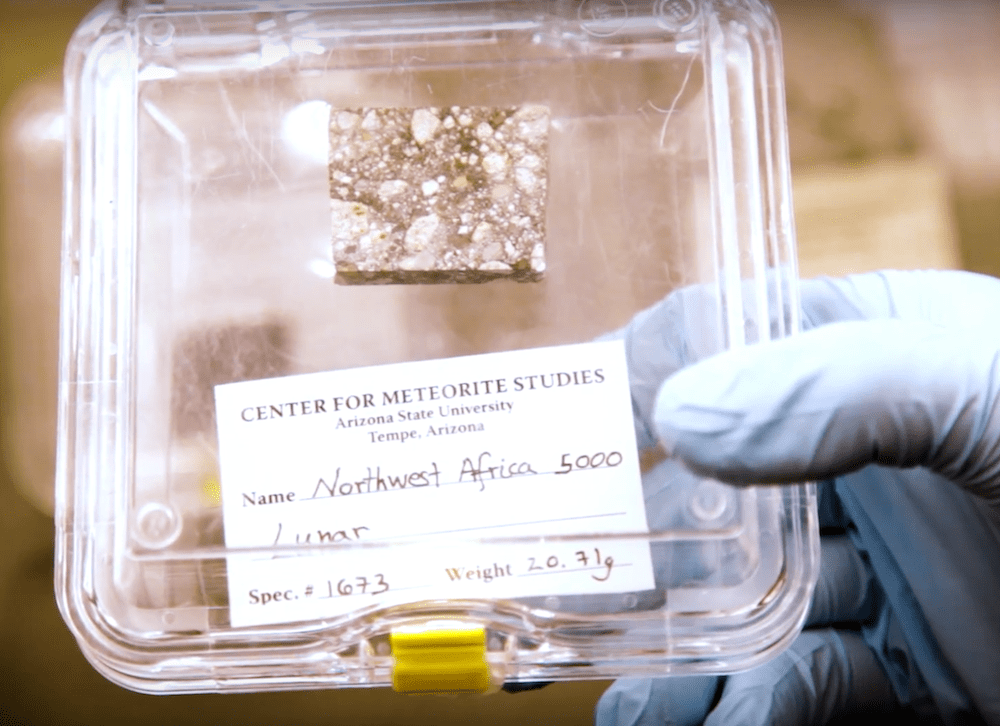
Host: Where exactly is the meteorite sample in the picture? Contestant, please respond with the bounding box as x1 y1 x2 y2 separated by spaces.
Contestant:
328 106 549 284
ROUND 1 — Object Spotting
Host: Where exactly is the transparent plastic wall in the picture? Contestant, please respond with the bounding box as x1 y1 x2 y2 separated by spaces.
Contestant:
57 0 817 693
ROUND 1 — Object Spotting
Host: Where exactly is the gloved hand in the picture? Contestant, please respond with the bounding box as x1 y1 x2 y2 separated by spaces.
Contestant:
596 270 1000 726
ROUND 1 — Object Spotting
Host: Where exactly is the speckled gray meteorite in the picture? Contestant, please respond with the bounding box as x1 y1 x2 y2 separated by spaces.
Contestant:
329 106 549 284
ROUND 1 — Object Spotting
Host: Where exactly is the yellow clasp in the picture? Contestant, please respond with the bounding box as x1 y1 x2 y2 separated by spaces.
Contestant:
390 625 491 694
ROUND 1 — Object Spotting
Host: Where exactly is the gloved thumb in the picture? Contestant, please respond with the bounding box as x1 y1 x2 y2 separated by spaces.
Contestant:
654 319 1000 505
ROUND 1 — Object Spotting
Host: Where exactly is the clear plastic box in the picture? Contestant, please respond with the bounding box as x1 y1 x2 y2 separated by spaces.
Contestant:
56 0 818 694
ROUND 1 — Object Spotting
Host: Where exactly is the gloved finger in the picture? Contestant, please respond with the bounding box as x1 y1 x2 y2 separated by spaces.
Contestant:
703 629 896 726
800 269 1000 332
615 270 1000 452
605 283 723 449
595 674 721 726
654 319 1000 504
805 534 880 628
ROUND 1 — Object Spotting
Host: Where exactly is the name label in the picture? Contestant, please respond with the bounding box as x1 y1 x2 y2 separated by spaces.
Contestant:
215 340 653 628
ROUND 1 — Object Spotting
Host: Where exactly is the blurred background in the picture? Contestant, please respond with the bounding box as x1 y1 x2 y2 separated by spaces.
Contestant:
1 0 998 723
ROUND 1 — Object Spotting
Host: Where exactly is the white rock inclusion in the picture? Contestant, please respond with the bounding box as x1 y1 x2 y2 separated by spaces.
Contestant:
331 200 370 251
335 111 360 131
513 106 548 142
411 109 441 146
378 180 407 199
482 152 508 179
400 212 440 270
405 214 440 253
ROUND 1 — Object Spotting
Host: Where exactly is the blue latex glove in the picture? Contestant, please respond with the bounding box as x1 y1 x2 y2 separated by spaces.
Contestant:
596 270 1000 726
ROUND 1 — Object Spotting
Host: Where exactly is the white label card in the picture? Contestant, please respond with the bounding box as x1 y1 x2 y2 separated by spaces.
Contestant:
215 340 654 628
